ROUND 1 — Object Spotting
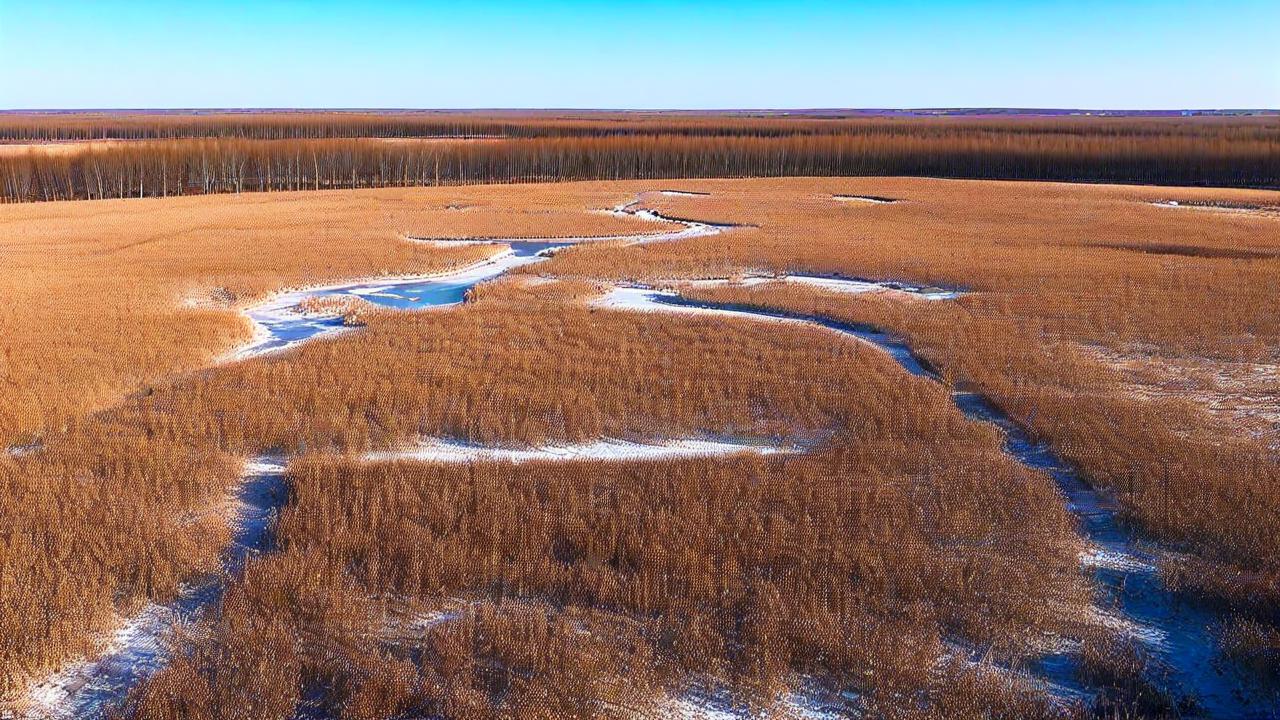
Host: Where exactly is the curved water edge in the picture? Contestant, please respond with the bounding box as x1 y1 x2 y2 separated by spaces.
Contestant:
597 286 1277 717
832 194 899 205
227 244 559 361
225 192 737 363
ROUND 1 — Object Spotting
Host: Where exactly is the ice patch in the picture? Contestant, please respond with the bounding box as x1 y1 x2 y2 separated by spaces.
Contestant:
832 194 897 204
1079 546 1156 574
1087 607 1170 650
363 437 795 464
225 250 531 362
654 679 860 720
680 274 961 301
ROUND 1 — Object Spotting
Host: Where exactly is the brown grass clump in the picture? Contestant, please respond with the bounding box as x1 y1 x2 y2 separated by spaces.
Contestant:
114 439 1084 719
0 182 662 446
1219 618 1280 669
296 295 380 326
0 434 241 693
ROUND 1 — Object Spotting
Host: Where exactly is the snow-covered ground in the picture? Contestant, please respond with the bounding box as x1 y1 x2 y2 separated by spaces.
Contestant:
591 277 955 321
363 437 796 464
648 680 860 720
680 274 961 301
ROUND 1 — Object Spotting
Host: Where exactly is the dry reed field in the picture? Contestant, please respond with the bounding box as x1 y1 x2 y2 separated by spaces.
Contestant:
11 283 1092 717
0 183 660 446
2 174 1278 718
537 177 1280 610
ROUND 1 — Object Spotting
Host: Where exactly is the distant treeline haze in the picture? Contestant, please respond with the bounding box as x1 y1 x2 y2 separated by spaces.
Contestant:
1 115 1277 201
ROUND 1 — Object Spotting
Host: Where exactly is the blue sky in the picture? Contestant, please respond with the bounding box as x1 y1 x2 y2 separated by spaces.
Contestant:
1 0 1276 109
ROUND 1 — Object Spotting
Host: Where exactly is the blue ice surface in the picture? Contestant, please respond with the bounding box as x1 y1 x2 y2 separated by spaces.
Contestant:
245 241 571 355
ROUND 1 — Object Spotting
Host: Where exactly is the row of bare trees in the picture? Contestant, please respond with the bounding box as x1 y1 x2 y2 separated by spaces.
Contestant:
2 111 1276 142
3 126 1278 202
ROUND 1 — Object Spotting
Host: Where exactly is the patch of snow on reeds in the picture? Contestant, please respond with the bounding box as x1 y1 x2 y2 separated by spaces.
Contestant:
363 438 796 464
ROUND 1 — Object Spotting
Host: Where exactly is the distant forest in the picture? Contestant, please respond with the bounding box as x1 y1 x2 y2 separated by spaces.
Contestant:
1 113 1276 201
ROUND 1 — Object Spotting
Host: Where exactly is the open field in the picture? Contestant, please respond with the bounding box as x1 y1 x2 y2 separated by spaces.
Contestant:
2 177 1278 718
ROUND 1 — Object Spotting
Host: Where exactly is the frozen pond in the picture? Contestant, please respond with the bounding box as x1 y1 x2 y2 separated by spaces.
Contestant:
230 192 740 361
232 242 570 360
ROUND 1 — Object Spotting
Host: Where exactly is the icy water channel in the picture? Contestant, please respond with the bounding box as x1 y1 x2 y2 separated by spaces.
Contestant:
20 195 1277 718
605 288 1278 718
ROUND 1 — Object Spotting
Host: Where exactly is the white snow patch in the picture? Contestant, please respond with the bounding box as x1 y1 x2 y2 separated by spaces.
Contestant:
592 287 809 327
1079 546 1156 574
409 238 498 248
5 441 41 457
785 275 960 301
363 438 795 464
1087 607 1169 650
832 195 897 204
1149 200 1277 215
652 683 857 720
593 286 894 329
675 272 957 298
680 274 960 301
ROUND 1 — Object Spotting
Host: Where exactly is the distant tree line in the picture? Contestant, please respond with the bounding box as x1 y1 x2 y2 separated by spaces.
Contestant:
2 111 1277 143
2 125 1277 202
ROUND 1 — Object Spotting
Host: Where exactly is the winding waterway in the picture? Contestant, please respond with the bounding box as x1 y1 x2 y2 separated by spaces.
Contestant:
19 192 1276 718
598 287 1277 717
21 459 287 719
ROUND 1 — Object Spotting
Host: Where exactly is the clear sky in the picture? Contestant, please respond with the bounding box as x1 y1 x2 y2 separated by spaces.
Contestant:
1 0 1276 110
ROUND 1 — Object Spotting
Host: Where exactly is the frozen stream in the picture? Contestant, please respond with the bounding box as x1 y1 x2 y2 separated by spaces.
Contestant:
16 193 751 718
229 191 738 362
20 193 1275 718
595 285 1278 717
20 459 287 720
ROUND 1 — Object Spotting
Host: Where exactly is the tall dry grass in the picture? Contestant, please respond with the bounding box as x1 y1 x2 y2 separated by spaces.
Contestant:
4 176 1276 715
0 182 664 446
3 275 1088 713
576 177 1280 612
